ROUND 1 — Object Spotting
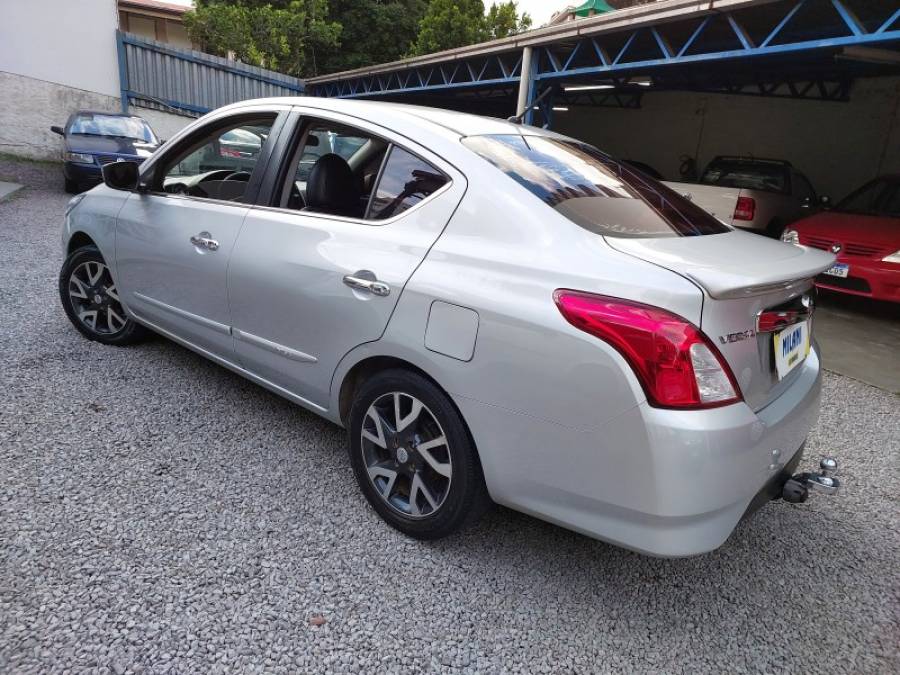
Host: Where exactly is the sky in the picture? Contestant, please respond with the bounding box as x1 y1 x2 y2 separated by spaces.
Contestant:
515 1 567 27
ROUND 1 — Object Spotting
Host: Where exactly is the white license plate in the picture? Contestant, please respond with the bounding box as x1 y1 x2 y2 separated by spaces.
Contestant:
823 263 849 278
774 321 810 380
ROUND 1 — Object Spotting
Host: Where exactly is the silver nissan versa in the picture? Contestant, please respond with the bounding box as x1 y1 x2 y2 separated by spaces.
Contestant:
59 98 841 556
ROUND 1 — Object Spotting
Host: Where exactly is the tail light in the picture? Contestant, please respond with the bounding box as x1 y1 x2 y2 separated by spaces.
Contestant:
554 290 742 409
733 196 756 221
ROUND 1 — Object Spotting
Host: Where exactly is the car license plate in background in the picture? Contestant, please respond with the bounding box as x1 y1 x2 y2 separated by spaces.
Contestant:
823 262 849 278
774 321 810 380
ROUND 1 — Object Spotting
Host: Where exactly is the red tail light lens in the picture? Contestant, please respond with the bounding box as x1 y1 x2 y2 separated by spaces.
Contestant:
733 196 756 221
554 290 742 409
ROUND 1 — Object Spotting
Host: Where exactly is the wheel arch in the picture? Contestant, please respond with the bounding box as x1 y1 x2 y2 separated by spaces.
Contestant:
337 354 451 428
67 231 97 254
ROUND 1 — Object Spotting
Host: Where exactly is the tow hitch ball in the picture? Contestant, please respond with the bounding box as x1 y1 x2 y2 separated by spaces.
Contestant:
782 458 840 504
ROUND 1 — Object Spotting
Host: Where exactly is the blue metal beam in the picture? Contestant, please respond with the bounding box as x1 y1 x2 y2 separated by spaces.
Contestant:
307 1 900 100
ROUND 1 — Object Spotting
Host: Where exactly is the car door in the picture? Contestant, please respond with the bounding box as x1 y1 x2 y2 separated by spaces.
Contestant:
227 110 466 410
114 107 286 358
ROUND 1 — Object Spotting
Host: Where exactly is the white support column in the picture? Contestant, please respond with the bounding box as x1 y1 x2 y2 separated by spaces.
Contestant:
515 46 534 118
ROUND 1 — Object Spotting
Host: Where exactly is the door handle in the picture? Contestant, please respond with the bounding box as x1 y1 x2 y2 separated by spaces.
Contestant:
343 272 390 297
190 232 219 251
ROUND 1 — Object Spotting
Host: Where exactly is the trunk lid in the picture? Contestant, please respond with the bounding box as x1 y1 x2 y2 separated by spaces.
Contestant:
662 181 742 226
605 230 834 410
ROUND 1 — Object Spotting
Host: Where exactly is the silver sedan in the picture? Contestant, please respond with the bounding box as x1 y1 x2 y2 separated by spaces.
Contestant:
59 98 838 556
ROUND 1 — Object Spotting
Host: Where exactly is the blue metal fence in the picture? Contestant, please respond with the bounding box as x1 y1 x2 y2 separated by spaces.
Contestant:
116 31 304 117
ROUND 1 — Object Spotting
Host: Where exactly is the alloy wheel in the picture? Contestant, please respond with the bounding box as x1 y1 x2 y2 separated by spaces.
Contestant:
360 392 452 518
67 261 127 335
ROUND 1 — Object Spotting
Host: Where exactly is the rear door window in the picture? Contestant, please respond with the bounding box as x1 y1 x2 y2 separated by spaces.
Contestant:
462 134 729 238
366 147 448 220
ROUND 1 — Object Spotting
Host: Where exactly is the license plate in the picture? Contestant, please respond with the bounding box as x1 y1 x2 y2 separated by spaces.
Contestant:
823 263 849 278
774 321 810 380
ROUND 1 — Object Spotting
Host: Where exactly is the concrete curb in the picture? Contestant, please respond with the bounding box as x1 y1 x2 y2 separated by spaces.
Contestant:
0 181 24 201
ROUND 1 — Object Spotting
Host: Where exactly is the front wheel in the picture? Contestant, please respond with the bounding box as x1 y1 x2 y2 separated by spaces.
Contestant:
64 178 79 194
348 369 491 539
59 245 148 345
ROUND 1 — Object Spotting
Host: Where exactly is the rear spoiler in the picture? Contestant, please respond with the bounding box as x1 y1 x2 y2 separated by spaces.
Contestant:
604 231 835 300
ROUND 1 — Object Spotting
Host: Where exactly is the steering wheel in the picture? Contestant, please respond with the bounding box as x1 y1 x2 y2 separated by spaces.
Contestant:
224 171 252 182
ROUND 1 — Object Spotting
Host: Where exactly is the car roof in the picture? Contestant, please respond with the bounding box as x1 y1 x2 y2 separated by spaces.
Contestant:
70 110 145 118
220 97 548 138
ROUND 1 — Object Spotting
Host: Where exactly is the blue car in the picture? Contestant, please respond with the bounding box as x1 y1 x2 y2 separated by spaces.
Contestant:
51 111 161 193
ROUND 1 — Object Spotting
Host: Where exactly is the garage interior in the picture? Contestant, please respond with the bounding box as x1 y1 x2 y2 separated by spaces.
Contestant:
307 0 900 390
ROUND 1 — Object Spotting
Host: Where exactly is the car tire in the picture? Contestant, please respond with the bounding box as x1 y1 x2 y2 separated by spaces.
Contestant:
348 369 491 539
59 245 148 346
64 178 79 194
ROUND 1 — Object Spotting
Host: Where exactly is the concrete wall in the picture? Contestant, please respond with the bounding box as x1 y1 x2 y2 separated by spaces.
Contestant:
0 72 120 160
0 0 121 98
555 76 900 202
0 72 196 161
128 106 197 142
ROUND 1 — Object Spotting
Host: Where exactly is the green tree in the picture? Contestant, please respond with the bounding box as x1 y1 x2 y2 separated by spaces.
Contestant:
184 0 341 77
320 0 428 74
485 1 531 40
411 0 531 56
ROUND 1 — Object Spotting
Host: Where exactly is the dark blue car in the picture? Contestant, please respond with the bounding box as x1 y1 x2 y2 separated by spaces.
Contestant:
51 111 161 193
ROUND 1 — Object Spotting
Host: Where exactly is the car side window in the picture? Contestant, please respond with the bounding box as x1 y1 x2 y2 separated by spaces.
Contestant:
366 146 448 221
794 172 816 204
279 119 388 216
156 115 276 203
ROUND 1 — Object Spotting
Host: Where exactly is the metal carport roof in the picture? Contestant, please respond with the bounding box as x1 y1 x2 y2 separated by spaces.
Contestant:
305 0 900 125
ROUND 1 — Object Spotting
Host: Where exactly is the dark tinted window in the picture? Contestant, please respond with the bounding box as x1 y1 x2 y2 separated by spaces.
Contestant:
462 135 730 238
700 159 789 194
836 178 900 217
367 147 448 220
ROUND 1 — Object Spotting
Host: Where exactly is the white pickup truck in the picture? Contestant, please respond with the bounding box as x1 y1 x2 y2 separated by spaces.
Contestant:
663 156 821 237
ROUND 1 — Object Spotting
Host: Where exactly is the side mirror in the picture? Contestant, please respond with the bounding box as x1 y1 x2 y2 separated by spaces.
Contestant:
50 125 65 136
101 161 141 191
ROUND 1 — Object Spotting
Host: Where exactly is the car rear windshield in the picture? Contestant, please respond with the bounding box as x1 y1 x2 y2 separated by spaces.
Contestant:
462 135 730 238
700 160 788 194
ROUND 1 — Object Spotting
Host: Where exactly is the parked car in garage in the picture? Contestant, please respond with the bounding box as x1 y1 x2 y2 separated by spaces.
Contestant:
783 175 900 303
51 111 161 193
58 98 840 557
664 156 821 237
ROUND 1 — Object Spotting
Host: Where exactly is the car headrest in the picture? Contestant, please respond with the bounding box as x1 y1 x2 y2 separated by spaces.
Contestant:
305 153 362 217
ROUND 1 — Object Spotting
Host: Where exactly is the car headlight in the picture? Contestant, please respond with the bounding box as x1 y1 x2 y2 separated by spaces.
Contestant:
64 152 94 164
883 249 900 264
781 228 800 245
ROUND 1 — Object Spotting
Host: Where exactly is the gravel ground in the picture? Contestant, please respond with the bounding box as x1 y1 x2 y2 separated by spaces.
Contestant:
1 157 898 674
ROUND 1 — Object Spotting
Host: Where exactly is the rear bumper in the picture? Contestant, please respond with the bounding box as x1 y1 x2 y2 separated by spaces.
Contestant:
457 346 822 557
815 261 900 303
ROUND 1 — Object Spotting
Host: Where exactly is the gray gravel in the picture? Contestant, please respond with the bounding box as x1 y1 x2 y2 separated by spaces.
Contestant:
1 157 898 674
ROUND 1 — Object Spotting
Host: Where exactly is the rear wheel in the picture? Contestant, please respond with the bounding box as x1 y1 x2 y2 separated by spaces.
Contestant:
348 369 490 539
59 245 148 345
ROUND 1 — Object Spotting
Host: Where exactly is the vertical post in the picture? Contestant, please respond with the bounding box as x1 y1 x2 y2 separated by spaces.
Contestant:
515 46 534 119
116 30 130 113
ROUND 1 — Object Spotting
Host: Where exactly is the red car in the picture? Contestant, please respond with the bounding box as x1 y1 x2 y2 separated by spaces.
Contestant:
783 176 900 302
